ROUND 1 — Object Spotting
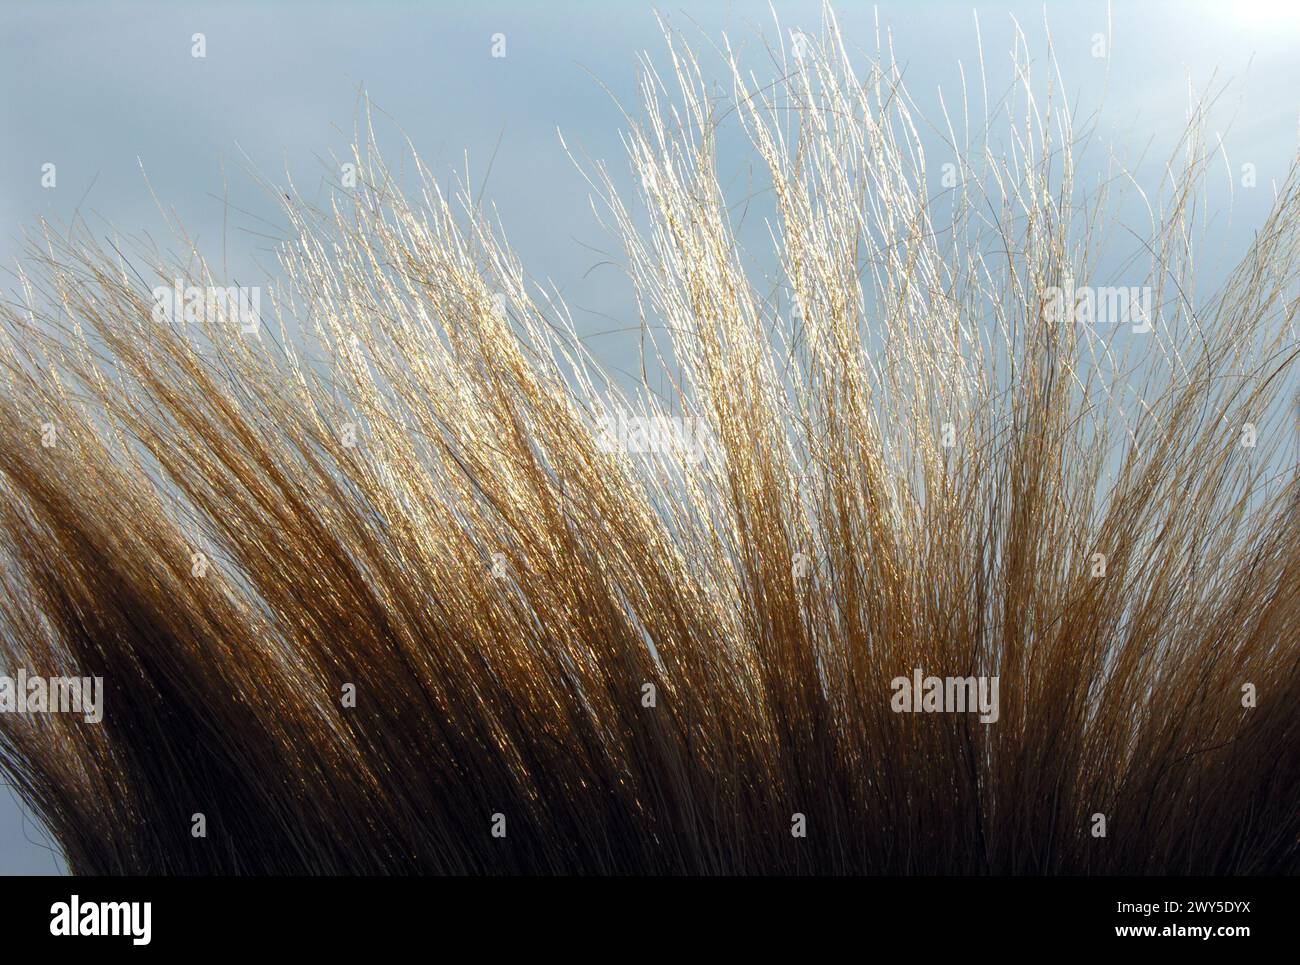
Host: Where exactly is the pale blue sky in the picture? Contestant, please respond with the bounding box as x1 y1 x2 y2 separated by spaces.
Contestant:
2 0 1298 874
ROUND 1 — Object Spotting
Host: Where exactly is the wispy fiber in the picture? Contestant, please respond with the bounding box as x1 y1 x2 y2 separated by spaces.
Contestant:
0 11 1296 874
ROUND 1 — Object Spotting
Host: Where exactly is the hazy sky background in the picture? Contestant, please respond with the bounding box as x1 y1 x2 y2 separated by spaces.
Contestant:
2 0 1299 874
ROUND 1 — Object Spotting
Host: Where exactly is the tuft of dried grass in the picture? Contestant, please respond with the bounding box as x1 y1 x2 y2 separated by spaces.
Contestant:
0 10 1296 874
